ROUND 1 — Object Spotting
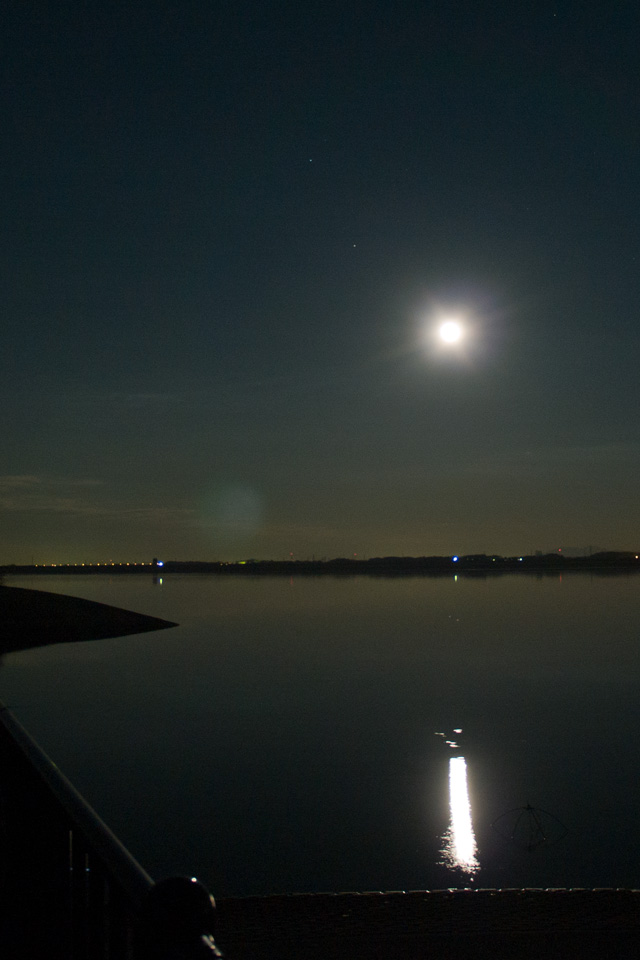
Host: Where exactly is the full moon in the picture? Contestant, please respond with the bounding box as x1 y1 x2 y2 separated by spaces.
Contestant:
439 320 463 343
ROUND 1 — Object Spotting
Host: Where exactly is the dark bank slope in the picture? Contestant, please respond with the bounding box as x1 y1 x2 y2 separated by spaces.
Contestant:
0 585 177 653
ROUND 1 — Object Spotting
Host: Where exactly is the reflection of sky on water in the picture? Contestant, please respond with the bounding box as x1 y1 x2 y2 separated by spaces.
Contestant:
441 756 480 876
4 574 640 894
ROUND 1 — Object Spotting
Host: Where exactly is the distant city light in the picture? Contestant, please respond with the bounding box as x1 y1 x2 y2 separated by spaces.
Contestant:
156 561 164 567
452 556 459 562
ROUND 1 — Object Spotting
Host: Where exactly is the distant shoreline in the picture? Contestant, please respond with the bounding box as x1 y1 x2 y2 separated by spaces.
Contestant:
2 551 639 578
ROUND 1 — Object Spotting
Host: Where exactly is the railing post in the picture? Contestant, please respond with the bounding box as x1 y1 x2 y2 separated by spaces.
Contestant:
0 703 225 958
136 877 223 958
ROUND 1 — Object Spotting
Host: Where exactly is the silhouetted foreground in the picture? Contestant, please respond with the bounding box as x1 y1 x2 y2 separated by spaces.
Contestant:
1 695 639 959
0 584 177 653
0 700 221 959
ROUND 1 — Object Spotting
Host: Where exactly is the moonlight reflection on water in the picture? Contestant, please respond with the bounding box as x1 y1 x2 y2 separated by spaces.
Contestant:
441 756 480 877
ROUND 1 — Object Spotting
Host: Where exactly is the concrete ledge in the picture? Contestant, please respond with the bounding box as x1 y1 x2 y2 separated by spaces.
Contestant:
214 889 640 959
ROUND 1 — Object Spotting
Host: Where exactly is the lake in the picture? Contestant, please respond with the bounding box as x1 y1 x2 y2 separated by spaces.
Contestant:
2 572 639 897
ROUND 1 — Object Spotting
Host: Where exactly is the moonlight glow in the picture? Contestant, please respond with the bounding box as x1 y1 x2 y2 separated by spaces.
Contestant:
441 756 479 875
439 320 464 343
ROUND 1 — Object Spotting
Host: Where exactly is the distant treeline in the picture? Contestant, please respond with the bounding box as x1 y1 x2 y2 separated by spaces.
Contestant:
2 552 640 578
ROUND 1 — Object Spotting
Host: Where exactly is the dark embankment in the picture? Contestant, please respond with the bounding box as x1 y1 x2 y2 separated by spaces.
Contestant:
0 585 178 654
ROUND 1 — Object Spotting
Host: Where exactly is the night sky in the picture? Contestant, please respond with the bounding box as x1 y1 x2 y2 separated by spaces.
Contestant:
3 0 639 564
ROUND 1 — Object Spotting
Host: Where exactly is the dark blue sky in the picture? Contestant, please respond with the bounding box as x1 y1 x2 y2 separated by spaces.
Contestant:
2 0 639 562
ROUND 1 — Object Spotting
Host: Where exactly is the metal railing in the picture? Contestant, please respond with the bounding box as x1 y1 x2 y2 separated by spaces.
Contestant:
0 701 222 959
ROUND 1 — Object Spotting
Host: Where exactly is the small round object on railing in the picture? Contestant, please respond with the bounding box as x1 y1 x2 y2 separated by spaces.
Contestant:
139 876 222 957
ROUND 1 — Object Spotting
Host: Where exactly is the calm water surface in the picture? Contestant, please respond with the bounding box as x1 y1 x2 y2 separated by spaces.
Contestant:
3 572 640 896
